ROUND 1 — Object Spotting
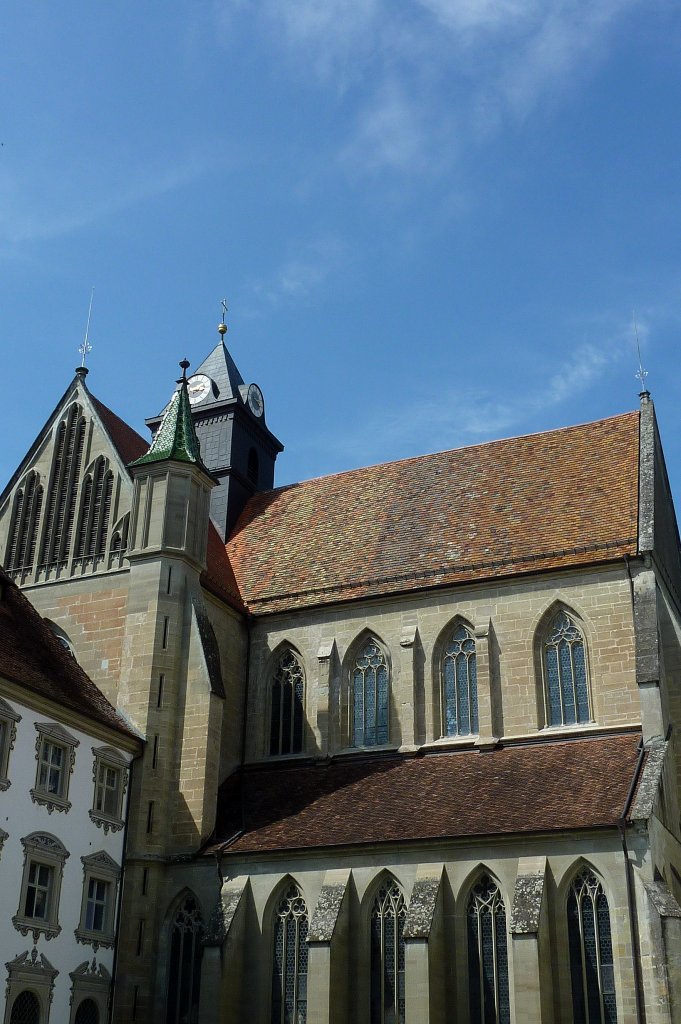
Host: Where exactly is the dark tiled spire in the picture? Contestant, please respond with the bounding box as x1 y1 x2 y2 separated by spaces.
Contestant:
130 360 205 468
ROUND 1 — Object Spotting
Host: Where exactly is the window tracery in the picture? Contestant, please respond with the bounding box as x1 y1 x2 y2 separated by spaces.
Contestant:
441 623 478 736
568 868 617 1023
269 649 305 756
542 610 590 726
165 894 204 1024
370 878 406 1024
467 874 510 1024
271 882 309 1024
353 638 389 747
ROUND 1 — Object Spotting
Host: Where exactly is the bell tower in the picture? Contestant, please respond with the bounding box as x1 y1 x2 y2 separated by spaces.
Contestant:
146 317 283 540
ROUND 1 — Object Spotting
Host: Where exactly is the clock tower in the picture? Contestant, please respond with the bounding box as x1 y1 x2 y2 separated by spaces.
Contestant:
146 330 283 540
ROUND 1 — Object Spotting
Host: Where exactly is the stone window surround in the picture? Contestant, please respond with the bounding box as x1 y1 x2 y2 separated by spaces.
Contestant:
4 948 58 1024
537 606 593 730
13 832 70 942
69 961 111 1024
89 746 128 834
0 696 21 791
31 722 79 814
75 851 121 951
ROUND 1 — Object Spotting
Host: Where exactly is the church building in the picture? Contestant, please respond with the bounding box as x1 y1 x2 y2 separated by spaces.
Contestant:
1 322 681 1024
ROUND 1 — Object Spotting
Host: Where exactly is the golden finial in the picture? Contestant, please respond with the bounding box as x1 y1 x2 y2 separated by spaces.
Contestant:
218 298 228 337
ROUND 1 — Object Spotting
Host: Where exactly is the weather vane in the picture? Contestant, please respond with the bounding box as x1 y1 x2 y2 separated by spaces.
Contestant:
218 298 228 337
633 310 648 393
79 287 95 367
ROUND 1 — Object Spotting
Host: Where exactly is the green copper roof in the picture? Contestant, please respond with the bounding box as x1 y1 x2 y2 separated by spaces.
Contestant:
130 372 205 468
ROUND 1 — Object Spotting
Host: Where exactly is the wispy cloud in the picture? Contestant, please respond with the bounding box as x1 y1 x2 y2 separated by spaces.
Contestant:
315 324 635 466
0 154 224 245
214 0 642 177
244 236 348 309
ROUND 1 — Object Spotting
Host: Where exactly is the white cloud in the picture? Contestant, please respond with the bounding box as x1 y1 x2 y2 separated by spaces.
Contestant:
340 82 433 176
0 154 226 245
318 326 635 466
246 236 348 308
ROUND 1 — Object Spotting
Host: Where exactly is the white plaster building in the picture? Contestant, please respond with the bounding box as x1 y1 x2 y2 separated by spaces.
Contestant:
0 568 142 1023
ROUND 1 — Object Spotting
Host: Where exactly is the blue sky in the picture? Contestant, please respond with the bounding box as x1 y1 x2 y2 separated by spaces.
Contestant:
2 0 681 502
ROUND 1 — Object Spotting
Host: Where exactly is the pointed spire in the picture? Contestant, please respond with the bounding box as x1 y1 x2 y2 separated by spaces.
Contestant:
130 360 206 468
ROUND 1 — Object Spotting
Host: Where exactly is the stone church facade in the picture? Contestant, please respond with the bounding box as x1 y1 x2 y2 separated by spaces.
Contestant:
1 331 681 1024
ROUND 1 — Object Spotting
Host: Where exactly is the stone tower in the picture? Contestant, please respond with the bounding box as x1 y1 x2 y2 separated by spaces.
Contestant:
145 338 283 540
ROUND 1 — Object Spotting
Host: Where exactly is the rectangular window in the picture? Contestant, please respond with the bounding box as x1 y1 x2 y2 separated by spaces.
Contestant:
136 918 145 956
142 868 149 896
146 801 154 833
38 739 65 796
167 566 172 594
157 674 165 708
95 762 121 816
25 862 53 920
152 735 159 769
162 616 169 649
85 877 109 931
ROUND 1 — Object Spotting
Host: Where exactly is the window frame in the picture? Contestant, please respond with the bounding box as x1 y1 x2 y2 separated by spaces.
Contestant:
0 696 21 791
68 961 111 1024
4 948 58 1024
350 635 391 748
268 648 306 758
567 867 618 1024
539 608 592 729
369 876 406 1024
466 872 511 1024
270 882 309 1024
440 621 479 738
13 832 69 942
31 722 79 814
75 851 121 950
89 746 128 833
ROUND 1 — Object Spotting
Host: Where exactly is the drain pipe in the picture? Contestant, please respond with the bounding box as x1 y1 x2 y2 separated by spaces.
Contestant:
618 736 646 1024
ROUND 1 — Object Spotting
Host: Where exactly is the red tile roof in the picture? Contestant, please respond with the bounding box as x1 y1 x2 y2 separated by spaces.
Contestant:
0 568 139 740
227 413 641 614
90 394 149 465
210 733 642 855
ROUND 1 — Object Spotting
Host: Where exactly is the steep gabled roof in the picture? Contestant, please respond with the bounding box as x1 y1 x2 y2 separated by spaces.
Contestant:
0 567 139 741
89 394 149 465
210 732 642 855
226 412 641 614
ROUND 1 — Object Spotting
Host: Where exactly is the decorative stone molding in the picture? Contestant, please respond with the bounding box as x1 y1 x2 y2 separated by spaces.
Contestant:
630 739 667 824
31 721 79 813
69 959 111 1019
0 828 7 858
89 745 128 834
75 852 121 951
0 696 21 791
13 832 69 942
5 947 58 1017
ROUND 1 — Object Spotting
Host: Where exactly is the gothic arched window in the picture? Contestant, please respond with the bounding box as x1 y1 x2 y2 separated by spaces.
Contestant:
269 650 305 756
352 638 389 747
40 406 86 566
5 472 43 573
76 460 114 559
442 623 478 736
543 610 590 726
9 990 40 1024
568 869 617 1024
165 894 204 1024
370 878 406 1024
271 882 309 1024
467 874 510 1024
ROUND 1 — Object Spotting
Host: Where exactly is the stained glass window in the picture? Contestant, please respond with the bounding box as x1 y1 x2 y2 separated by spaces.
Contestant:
353 639 389 747
467 875 510 1024
543 610 590 726
442 624 478 736
568 869 617 1024
271 883 308 1024
370 878 406 1024
166 894 204 1024
270 650 305 756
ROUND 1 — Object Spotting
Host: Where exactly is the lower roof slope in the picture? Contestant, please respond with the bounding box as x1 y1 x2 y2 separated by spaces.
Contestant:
211 732 642 856
227 412 641 615
0 567 139 740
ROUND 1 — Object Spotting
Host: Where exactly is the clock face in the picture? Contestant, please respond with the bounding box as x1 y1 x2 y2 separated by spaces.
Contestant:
247 383 264 418
187 374 212 406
